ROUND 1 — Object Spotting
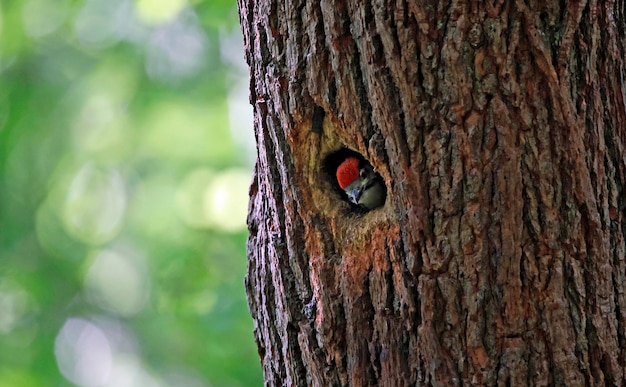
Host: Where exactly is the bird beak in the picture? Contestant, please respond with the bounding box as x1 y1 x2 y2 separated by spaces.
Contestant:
349 187 363 203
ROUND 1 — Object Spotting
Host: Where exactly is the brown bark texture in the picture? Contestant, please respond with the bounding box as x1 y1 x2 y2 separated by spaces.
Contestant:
239 0 626 385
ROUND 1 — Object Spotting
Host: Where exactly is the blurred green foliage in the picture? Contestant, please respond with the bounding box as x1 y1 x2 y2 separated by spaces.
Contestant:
0 0 262 386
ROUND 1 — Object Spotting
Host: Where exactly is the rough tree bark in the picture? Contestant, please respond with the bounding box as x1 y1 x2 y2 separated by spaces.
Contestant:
239 0 626 385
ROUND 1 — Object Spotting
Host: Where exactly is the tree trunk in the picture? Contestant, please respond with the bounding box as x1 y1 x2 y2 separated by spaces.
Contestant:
239 0 626 385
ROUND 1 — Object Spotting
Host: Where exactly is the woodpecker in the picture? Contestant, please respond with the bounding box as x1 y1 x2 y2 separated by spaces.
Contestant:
335 157 385 210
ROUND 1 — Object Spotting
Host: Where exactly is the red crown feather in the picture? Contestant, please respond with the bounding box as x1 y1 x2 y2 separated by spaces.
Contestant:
336 157 360 189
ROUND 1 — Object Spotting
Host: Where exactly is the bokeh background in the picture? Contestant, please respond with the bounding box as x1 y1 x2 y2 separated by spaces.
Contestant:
0 0 262 385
